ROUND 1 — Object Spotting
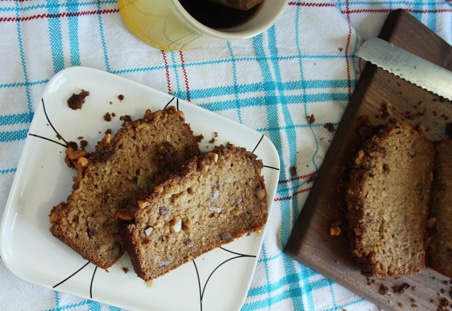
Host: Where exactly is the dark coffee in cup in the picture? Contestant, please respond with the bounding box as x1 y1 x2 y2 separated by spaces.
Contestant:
178 0 263 29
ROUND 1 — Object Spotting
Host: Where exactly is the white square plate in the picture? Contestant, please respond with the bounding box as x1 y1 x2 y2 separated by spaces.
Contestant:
0 67 280 311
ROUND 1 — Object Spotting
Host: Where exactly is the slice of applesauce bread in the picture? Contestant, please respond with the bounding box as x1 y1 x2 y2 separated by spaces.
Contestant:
346 122 435 277
49 107 200 269
428 138 452 278
118 143 268 281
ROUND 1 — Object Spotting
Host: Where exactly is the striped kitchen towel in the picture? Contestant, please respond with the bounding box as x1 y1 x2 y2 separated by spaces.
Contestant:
0 0 450 310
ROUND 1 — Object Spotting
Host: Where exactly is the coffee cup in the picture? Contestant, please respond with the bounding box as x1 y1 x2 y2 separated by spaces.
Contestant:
118 0 287 50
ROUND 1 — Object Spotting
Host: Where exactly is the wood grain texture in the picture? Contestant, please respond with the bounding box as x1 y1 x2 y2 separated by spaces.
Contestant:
285 9 452 311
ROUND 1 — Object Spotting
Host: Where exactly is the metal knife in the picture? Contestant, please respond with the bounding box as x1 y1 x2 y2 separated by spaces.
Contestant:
356 38 452 101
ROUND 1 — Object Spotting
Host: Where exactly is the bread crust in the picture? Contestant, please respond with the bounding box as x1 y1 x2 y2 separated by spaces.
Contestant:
49 107 200 269
428 138 452 277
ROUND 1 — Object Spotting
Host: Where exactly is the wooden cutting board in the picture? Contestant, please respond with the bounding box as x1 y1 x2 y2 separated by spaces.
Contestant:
285 9 452 311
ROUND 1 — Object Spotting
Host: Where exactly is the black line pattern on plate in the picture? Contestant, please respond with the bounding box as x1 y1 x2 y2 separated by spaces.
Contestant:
252 134 280 171
192 247 256 311
90 266 98 298
52 261 99 298
31 94 274 309
52 261 90 289
251 134 264 154
264 164 280 171
163 96 179 110
29 98 68 147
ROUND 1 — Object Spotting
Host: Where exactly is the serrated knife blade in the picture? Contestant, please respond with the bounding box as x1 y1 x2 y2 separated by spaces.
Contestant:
356 38 452 101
